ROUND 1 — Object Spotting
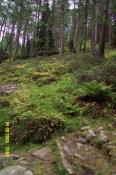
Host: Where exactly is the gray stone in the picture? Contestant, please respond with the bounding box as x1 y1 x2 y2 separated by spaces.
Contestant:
0 84 17 94
0 165 33 175
85 130 96 141
61 136 66 141
57 141 75 175
84 147 89 151
31 147 53 162
78 137 87 144
18 157 25 161
96 127 104 132
0 154 19 169
24 171 33 175
76 143 83 150
74 153 84 160
64 145 72 156
88 130 96 137
98 131 108 144
81 126 90 131
18 161 29 166
10 154 20 160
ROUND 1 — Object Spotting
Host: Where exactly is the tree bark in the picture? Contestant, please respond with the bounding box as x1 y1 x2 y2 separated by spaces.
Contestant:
59 3 64 56
99 0 109 58
83 0 88 52
91 0 98 57
0 21 16 64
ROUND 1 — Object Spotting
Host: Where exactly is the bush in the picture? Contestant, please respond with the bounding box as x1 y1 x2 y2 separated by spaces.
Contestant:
76 82 112 105
75 81 116 118
10 116 64 145
81 103 114 118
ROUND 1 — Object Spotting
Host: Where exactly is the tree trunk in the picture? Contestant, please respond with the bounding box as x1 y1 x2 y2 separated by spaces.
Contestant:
0 21 16 64
13 22 22 60
83 0 88 52
73 14 79 53
59 3 64 56
99 0 109 58
0 0 10 39
21 21 28 58
91 0 98 57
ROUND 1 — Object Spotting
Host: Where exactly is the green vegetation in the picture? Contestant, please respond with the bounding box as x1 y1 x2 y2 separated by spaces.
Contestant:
0 52 116 149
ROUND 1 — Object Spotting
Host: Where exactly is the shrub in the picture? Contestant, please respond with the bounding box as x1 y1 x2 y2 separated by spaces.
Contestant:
81 103 114 118
10 116 64 145
76 82 112 105
75 81 116 118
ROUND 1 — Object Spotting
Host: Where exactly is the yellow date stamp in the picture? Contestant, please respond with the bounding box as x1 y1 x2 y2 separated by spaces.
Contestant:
5 122 10 157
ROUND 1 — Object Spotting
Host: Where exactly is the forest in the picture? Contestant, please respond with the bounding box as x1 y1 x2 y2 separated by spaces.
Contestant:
0 0 116 175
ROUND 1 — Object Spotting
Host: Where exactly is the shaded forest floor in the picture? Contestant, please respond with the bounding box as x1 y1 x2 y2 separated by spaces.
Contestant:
0 51 116 174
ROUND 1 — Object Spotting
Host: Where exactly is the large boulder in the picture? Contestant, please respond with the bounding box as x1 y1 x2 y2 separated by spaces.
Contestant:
0 154 20 169
0 165 33 175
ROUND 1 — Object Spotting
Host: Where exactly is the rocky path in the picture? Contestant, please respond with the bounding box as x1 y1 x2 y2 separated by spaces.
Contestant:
57 126 116 175
0 126 116 175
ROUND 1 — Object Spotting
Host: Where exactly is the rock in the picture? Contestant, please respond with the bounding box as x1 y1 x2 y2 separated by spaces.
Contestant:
83 130 97 145
96 127 104 132
78 137 87 144
76 143 83 150
0 154 20 169
81 126 90 131
57 141 75 175
85 130 96 141
24 171 33 175
74 153 84 160
10 154 20 160
64 145 72 156
61 136 66 141
98 131 108 144
31 147 53 162
88 130 96 137
0 165 33 175
18 161 29 166
0 155 10 169
17 157 25 161
0 84 17 94
84 147 89 151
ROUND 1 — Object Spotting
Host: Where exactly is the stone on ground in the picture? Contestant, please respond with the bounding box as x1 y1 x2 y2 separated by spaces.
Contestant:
0 84 17 94
0 165 33 175
0 154 20 169
31 147 53 162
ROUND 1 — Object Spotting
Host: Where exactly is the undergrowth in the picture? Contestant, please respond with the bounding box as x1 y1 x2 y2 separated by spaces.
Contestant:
0 52 116 148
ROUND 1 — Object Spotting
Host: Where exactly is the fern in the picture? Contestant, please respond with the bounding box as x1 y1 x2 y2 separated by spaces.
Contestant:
78 81 112 104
